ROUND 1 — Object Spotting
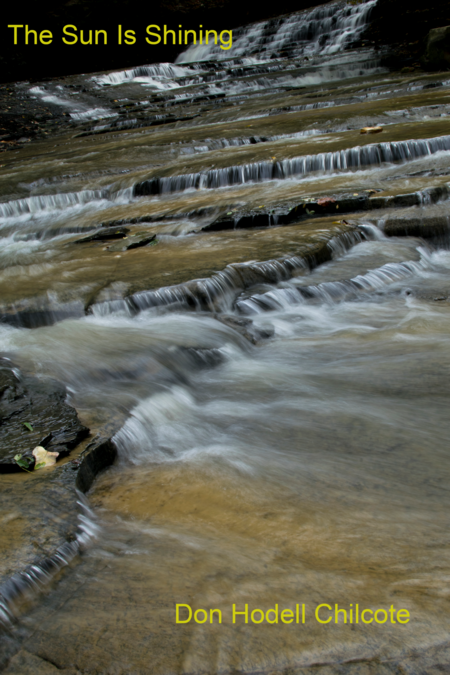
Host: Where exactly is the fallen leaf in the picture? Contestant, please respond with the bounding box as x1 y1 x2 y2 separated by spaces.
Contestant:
14 454 33 471
32 446 59 469
23 422 33 431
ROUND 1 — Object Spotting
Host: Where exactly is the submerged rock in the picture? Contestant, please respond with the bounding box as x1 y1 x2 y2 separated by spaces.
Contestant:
107 232 157 252
383 215 450 240
74 226 130 243
215 314 275 344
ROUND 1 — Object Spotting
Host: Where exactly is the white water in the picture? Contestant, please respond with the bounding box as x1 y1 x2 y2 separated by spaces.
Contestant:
178 0 378 63
3 1 450 672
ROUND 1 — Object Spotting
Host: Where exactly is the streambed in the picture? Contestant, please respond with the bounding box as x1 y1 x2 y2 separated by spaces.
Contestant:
1 0 450 672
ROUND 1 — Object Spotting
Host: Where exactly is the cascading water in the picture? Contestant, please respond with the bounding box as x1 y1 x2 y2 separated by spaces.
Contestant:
134 135 450 195
177 0 378 62
2 0 450 672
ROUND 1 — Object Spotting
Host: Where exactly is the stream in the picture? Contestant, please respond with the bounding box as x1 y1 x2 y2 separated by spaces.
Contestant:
1 0 450 672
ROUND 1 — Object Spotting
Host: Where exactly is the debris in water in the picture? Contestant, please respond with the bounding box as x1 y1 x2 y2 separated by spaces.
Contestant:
360 126 383 134
13 454 33 472
32 446 59 469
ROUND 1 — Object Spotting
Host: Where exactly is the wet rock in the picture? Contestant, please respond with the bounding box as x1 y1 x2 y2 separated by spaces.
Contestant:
75 436 117 493
421 25 450 71
0 358 89 473
124 233 157 250
383 216 450 238
107 232 156 252
215 314 275 343
0 470 80 587
0 433 118 629
0 301 85 330
202 190 412 232
178 347 226 369
74 226 130 243
100 187 450 237
100 206 222 229
406 288 450 301
75 114 199 138
1 649 77 674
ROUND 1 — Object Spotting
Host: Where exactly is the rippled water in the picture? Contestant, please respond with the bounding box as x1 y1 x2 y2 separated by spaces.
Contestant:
1 0 450 671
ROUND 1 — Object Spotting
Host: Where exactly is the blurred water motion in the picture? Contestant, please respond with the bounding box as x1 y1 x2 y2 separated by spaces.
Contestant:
1 0 450 670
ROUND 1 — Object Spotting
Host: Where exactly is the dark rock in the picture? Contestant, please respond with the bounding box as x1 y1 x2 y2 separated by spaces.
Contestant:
0 358 89 473
384 216 450 238
362 0 450 69
74 226 130 243
421 25 450 70
215 314 275 343
75 436 117 493
75 115 199 138
126 233 157 250
0 302 85 330
178 347 226 369
107 232 157 252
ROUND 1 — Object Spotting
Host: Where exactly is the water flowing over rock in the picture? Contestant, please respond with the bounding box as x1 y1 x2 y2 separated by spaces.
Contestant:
134 135 450 195
2 0 450 673
177 0 378 62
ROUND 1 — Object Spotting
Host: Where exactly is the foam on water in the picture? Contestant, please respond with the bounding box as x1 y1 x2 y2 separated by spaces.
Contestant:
0 187 134 222
93 63 194 87
29 86 116 120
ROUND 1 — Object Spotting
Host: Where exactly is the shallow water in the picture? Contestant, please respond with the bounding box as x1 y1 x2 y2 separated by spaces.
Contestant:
7 235 450 673
1 0 450 671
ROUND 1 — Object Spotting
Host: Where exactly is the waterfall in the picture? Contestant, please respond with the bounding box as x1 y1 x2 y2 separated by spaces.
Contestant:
177 0 378 63
134 135 450 196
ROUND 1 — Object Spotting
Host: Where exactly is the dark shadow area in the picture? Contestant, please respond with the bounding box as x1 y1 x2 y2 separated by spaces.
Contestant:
363 0 450 69
0 0 331 83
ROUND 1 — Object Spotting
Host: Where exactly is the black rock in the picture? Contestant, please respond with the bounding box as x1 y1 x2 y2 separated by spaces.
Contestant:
421 26 450 71
75 226 130 243
0 357 89 473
